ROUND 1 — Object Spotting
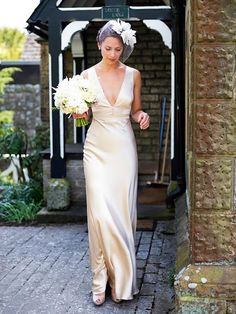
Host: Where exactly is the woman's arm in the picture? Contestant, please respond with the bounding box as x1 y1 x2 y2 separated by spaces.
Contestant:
131 69 150 130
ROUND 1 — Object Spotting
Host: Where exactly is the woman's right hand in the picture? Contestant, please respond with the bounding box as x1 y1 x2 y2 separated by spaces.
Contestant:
72 112 88 119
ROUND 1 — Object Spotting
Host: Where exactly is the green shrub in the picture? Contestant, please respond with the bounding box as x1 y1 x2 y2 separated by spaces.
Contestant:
0 180 43 204
0 110 14 124
0 179 43 223
0 200 40 223
0 123 49 223
167 267 176 287
0 124 49 183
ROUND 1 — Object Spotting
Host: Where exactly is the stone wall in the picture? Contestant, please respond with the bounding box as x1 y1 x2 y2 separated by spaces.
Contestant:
1 84 41 137
188 0 236 265
175 1 236 312
174 193 190 273
43 159 86 204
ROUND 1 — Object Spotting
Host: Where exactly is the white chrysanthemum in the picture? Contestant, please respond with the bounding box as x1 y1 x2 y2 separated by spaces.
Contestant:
75 102 89 114
53 74 96 115
82 90 97 103
53 77 70 109
71 75 90 89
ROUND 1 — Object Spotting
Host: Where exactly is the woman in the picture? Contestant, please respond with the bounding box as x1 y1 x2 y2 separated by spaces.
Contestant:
74 20 150 305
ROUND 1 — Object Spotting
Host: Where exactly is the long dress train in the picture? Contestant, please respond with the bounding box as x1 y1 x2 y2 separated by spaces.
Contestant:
83 65 139 300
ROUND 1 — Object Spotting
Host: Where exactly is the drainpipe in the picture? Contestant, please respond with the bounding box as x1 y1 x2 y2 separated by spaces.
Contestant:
167 0 186 204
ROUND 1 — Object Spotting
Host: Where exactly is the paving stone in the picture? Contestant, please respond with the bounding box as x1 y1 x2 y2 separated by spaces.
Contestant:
153 282 176 314
137 250 149 260
0 221 176 313
147 255 159 264
136 310 152 314
145 263 159 273
137 268 144 279
136 259 146 269
137 296 154 310
143 273 158 284
138 243 150 251
139 237 153 244
140 283 157 295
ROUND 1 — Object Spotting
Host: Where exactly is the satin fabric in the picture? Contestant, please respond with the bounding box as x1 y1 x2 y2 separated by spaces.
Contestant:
83 66 139 300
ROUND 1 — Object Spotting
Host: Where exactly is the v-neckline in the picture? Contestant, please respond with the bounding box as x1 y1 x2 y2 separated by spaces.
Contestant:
93 66 127 107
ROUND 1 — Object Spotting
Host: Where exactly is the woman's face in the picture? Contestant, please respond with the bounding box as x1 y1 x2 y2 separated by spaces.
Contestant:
98 36 124 64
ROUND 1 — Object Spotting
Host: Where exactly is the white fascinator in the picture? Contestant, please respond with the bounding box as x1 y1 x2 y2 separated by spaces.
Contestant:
96 19 137 62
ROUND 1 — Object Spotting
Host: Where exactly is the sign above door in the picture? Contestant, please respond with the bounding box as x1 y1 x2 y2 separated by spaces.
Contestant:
102 5 129 19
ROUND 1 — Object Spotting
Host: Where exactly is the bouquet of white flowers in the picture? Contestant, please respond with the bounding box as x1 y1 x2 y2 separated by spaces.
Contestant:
53 75 96 127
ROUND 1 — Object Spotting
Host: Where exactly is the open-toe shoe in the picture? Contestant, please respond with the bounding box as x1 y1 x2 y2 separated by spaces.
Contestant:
92 292 105 306
111 289 122 304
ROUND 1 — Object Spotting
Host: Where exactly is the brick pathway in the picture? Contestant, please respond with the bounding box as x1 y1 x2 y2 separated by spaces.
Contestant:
0 221 176 314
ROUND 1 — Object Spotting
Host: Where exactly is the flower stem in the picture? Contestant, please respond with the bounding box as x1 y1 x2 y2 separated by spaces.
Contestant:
76 118 90 127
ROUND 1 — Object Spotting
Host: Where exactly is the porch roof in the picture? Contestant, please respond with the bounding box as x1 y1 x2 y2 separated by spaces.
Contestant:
26 0 172 39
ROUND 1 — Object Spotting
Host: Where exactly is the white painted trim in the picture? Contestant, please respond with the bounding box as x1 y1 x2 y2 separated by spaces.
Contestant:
59 5 169 11
60 111 64 159
58 53 64 159
48 54 53 159
81 59 86 143
73 120 77 144
56 0 63 6
59 53 63 81
143 19 173 159
73 59 77 144
82 126 86 143
143 19 172 49
171 52 175 160
73 59 76 74
61 21 89 50
59 7 102 11
130 6 170 9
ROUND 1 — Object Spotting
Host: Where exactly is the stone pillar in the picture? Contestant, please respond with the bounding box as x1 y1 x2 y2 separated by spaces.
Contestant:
39 39 49 124
175 1 236 312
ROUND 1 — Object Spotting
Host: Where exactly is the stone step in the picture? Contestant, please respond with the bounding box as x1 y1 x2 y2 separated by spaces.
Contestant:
36 203 175 228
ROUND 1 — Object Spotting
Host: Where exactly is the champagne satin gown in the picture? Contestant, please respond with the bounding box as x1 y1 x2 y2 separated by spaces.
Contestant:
83 65 139 300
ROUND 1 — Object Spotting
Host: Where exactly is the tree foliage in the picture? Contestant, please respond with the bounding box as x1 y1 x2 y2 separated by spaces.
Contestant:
0 28 25 101
0 67 20 91
0 28 26 60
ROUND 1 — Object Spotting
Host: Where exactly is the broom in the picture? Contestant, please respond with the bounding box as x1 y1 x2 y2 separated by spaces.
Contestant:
147 96 170 187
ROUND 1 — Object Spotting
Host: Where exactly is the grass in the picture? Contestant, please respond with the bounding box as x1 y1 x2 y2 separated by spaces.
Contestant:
0 200 40 223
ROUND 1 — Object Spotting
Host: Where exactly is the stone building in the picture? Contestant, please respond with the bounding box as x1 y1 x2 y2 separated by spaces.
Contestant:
174 1 236 313
0 33 41 137
26 0 236 312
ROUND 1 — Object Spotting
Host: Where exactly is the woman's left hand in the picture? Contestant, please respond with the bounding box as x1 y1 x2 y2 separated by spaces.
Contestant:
137 111 150 130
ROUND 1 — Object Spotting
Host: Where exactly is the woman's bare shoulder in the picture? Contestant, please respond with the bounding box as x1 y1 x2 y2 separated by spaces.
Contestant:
127 66 141 78
81 69 89 79
127 67 141 84
81 65 95 79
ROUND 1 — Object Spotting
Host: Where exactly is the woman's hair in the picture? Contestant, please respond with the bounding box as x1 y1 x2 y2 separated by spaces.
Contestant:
96 22 123 45
96 20 136 62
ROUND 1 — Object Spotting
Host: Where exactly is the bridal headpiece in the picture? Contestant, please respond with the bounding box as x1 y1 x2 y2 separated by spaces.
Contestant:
110 19 136 48
96 19 137 62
